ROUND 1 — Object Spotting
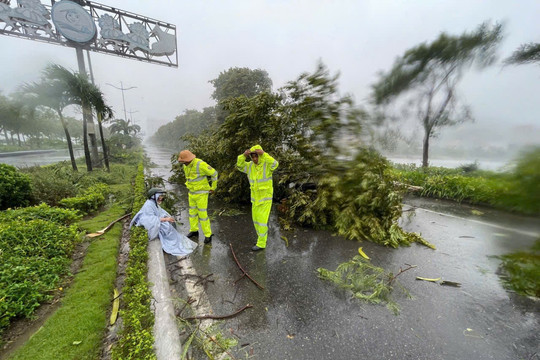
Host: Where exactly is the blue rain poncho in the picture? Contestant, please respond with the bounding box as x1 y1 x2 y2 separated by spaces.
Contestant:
130 197 197 256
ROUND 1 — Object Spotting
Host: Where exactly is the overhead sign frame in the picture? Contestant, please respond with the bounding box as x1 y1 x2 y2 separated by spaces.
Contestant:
0 0 178 67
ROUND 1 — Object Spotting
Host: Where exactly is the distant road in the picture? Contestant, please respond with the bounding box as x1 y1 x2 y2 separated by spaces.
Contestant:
0 149 84 167
0 150 56 158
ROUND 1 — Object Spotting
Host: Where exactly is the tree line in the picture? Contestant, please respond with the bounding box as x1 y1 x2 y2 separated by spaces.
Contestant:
0 64 142 171
154 21 538 169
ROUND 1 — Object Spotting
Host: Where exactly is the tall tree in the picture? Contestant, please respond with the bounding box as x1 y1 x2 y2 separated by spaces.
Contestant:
372 22 503 167
34 65 110 171
24 78 80 170
209 67 273 102
505 42 540 66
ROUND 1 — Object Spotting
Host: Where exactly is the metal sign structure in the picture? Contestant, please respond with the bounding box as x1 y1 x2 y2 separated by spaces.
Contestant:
0 0 178 67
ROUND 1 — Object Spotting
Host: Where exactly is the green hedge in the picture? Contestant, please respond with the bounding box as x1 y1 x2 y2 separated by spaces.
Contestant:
0 219 79 331
112 163 156 360
0 163 32 210
59 183 110 215
390 153 539 215
0 203 82 225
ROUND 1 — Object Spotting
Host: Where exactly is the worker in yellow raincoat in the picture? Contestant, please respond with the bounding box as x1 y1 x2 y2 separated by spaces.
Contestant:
236 145 279 251
178 150 218 244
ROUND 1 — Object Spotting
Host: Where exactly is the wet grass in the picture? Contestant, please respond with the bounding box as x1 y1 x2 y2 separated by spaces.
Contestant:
498 239 540 298
8 204 125 360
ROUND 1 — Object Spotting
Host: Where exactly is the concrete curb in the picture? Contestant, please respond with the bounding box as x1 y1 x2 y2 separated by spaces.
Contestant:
147 239 182 359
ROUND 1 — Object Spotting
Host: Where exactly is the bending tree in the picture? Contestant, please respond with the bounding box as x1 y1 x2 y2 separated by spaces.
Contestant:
25 65 111 171
372 22 503 167
505 42 540 66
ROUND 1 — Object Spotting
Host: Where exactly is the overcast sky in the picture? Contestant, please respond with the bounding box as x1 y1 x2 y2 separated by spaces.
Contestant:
1 0 539 151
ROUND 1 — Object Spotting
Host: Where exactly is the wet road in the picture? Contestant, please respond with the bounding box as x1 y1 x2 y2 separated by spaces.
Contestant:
0 149 84 168
146 145 539 360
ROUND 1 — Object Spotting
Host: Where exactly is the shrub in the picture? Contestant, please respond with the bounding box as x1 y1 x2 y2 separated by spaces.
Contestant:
0 219 79 331
497 239 540 297
59 183 110 215
285 149 434 248
23 164 79 206
0 164 32 210
0 203 81 225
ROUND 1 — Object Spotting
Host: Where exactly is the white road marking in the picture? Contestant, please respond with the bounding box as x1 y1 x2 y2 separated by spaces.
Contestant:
176 255 214 330
411 207 539 238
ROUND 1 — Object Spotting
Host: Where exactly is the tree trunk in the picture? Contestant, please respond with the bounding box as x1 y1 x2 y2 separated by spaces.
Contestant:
82 102 93 171
58 111 78 171
422 129 430 168
97 113 110 172
16 132 21 147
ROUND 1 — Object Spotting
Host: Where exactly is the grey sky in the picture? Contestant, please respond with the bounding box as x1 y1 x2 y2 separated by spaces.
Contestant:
1 0 539 149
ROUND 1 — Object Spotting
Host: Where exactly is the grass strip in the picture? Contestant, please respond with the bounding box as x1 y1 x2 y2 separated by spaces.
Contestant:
8 204 125 360
111 163 156 360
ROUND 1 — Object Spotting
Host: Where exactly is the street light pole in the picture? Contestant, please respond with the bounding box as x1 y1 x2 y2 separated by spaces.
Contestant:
106 82 137 121
127 109 139 125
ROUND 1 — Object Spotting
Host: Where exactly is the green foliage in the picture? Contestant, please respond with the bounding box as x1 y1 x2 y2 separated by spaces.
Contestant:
497 239 540 297
112 163 156 360
9 204 124 360
373 22 503 104
0 163 32 210
391 147 540 215
171 63 426 248
178 320 238 359
371 21 503 167
173 63 362 204
505 42 540 65
150 107 217 149
318 255 409 315
0 219 79 331
284 149 433 248
59 183 110 215
505 147 540 214
23 163 81 205
0 203 81 224
209 67 272 102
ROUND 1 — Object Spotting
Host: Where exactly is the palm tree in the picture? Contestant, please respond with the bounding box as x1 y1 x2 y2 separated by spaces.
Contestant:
109 118 141 136
23 79 80 170
24 64 112 171
93 101 114 172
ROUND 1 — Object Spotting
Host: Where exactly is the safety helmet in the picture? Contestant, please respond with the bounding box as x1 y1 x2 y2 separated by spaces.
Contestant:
147 187 166 198
178 150 196 163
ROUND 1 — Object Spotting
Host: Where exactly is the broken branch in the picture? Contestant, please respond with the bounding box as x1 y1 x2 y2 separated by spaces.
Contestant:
230 243 264 290
183 304 253 321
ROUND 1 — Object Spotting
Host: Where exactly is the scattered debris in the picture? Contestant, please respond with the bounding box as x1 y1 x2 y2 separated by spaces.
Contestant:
388 264 417 285
280 235 289 247
358 247 370 260
87 213 131 237
463 328 483 339
217 208 245 217
471 210 484 216
110 288 120 325
230 243 264 290
183 304 253 321
416 277 461 287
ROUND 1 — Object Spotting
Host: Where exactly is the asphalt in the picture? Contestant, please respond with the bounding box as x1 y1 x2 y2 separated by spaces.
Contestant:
151 145 540 360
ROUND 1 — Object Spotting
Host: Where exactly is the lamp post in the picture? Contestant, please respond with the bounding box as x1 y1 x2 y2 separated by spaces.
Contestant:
127 109 139 125
106 82 137 121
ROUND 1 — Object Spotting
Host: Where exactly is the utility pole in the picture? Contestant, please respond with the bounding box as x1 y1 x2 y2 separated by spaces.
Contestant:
106 82 137 122
127 109 139 125
76 47 98 171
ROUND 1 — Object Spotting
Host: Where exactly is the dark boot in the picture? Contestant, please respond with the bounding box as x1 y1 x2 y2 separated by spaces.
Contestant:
251 245 264 251
204 235 213 244
187 231 198 238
